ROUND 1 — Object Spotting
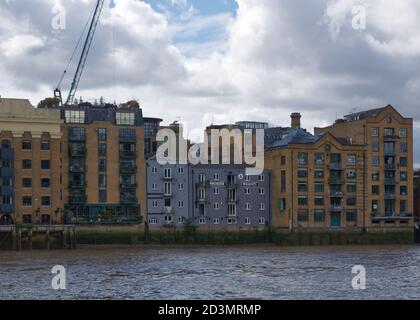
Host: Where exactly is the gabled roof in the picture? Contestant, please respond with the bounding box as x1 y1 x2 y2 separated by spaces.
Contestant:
344 105 395 121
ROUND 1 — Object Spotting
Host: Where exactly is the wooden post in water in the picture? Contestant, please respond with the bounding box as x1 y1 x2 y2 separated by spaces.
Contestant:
17 229 22 251
12 228 17 250
28 230 33 250
45 230 50 250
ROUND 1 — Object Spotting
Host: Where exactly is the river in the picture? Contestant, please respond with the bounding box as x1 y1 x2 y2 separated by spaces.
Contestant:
1 245 419 300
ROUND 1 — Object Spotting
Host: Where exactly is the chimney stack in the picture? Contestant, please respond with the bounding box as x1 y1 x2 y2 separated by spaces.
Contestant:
291 113 301 129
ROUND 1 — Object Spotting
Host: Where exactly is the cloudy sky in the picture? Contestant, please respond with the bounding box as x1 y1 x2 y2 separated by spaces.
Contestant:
1 0 419 165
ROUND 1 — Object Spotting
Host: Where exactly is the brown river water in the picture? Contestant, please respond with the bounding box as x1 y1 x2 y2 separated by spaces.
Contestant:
1 245 419 300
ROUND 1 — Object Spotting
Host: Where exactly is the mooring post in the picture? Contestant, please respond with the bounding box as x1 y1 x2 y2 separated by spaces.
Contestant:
46 230 50 250
28 230 33 250
17 229 22 251
12 228 17 250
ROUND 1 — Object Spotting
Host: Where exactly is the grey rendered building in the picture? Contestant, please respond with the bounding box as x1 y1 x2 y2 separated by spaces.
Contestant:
147 160 272 228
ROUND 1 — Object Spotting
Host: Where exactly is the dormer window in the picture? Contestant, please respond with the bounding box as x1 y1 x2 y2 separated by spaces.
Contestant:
116 112 135 126
65 110 85 124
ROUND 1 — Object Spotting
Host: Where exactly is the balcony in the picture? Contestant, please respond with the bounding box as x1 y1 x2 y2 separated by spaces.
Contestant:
227 212 237 217
120 165 137 174
383 134 399 141
69 164 85 173
384 178 396 185
120 182 137 189
384 164 396 170
68 134 86 142
330 204 343 211
372 212 413 220
328 177 342 184
196 180 210 188
69 181 86 189
162 175 173 180
384 192 396 199
328 163 344 170
0 148 14 160
164 206 173 214
119 150 137 158
119 135 137 143
1 204 14 213
120 194 137 204
328 191 344 197
0 186 14 196
0 167 14 177
383 150 396 156
226 182 239 189
69 148 86 157
226 197 237 203
69 195 87 204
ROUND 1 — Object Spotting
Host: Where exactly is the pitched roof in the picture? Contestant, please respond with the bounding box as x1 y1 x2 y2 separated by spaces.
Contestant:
344 105 391 121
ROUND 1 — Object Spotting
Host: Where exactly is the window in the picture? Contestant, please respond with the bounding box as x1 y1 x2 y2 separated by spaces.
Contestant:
297 168 308 178
244 217 251 225
347 154 356 165
330 153 341 164
400 200 407 213
164 168 172 179
314 210 325 223
315 196 324 206
22 160 32 169
259 217 265 225
152 200 158 208
298 196 308 206
213 173 219 180
400 157 407 167
244 188 250 195
400 186 407 196
259 175 264 181
116 112 135 126
260 203 265 211
152 183 158 190
41 196 51 206
178 167 184 174
149 218 157 225
346 210 357 222
65 110 85 124
347 197 356 206
371 127 379 137
152 167 158 174
371 156 379 166
279 198 286 212
384 128 395 137
22 196 32 206
400 172 408 181
40 141 50 151
281 156 286 165
371 142 379 152
213 218 220 225
98 128 107 141
315 183 324 193
22 178 32 188
400 128 407 138
245 175 251 181
199 218 206 225
98 143 107 157
315 153 324 165
164 215 173 223
298 210 308 222
41 160 50 170
298 183 308 193
280 171 286 192
41 178 50 188
22 140 32 150
179 184 184 191
297 152 308 165
245 203 251 210
213 203 220 210
372 200 379 212
347 183 356 193
227 218 237 225
372 171 379 181
258 188 265 195
68 127 85 140
98 159 106 172
346 170 356 179
99 175 107 188
314 170 324 179
178 201 184 208
400 143 408 153
198 188 205 200
213 187 219 195
99 190 107 203
199 174 206 183
178 217 186 224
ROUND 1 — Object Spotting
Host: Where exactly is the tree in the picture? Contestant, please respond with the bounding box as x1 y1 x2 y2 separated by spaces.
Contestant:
38 97 60 108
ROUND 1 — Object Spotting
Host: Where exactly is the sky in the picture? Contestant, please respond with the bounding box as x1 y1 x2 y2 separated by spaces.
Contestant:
0 0 420 166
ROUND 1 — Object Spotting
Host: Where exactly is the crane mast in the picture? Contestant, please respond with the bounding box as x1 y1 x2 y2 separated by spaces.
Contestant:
54 0 105 106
